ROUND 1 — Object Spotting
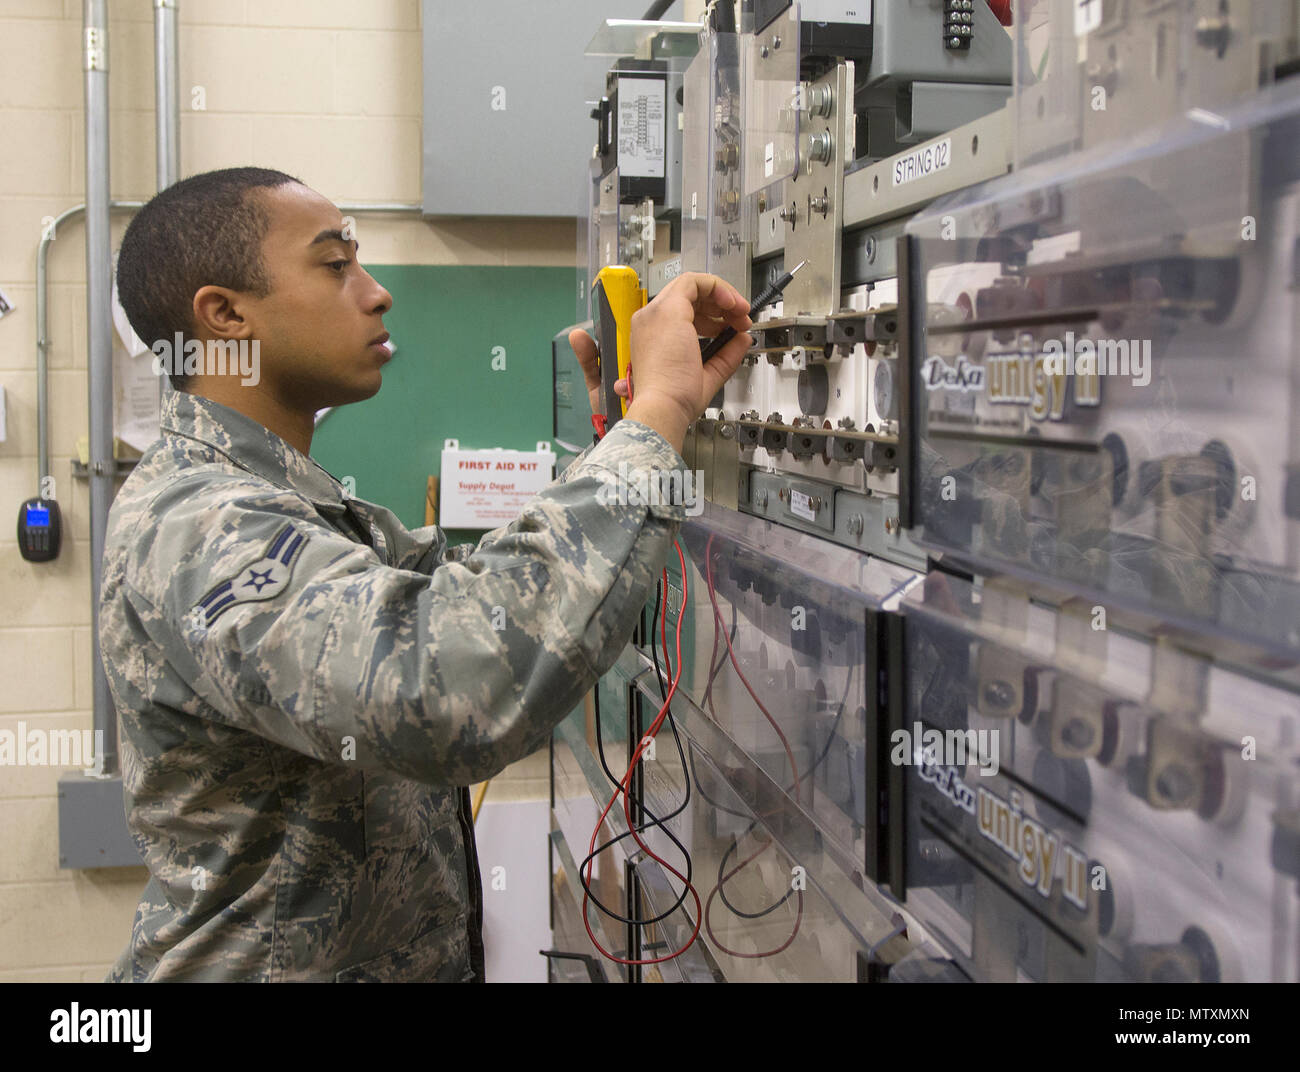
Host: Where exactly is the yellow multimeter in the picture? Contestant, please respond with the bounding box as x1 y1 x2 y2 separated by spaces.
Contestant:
591 265 646 435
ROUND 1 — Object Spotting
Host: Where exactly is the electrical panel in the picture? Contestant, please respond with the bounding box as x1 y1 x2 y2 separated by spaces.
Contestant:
548 0 1300 984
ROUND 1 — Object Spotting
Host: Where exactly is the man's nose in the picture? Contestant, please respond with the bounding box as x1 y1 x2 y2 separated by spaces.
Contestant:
363 269 393 314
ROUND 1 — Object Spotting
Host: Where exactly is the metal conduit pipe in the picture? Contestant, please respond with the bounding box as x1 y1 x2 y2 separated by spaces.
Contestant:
154 0 180 411
83 0 117 776
35 202 145 495
154 0 180 190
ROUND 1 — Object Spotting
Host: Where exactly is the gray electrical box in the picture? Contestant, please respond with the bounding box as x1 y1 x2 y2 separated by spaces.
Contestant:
421 0 657 217
58 771 142 870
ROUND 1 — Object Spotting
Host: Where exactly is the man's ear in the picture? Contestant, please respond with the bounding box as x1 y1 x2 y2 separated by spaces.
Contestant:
193 285 254 339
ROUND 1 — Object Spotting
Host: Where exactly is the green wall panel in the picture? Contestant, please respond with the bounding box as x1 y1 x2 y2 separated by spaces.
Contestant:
311 264 576 538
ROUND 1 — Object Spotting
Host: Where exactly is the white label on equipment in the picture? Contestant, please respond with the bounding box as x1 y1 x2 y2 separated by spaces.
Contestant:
764 141 775 178
617 77 665 178
789 489 817 522
690 191 698 220
1074 0 1102 36
798 2 871 22
440 446 555 529
892 137 951 187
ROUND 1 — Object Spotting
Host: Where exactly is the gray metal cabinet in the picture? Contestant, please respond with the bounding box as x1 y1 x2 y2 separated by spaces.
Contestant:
421 0 659 217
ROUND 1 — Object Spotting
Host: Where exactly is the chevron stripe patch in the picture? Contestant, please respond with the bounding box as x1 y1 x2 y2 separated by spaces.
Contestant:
194 522 310 626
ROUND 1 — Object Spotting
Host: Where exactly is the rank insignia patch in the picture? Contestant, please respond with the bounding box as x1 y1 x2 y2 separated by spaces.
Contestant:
194 522 309 626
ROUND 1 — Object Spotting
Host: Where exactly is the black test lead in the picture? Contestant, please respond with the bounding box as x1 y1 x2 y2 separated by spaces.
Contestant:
700 259 807 361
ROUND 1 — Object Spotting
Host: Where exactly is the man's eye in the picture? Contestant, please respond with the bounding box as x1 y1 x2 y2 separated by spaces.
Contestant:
327 260 350 272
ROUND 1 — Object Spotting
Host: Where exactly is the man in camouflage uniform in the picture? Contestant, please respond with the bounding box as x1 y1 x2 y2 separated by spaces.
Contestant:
101 167 752 981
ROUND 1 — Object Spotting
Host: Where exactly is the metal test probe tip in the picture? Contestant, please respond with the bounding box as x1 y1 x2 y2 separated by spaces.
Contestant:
700 260 808 361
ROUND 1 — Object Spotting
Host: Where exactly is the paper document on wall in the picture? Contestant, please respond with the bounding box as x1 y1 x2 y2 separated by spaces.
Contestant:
111 272 161 450
112 277 149 356
114 343 161 452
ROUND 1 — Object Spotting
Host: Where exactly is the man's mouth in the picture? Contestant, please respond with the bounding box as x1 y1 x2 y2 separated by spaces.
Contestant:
368 331 393 358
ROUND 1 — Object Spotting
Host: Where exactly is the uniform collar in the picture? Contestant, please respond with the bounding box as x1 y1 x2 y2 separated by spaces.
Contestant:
160 389 347 509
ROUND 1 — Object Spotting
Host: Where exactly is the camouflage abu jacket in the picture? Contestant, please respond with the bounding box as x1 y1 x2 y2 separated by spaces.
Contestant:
99 389 685 981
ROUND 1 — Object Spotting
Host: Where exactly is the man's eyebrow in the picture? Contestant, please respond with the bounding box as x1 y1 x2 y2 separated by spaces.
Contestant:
309 229 360 252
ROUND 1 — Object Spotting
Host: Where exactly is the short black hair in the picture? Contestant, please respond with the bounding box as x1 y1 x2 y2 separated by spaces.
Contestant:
116 166 302 390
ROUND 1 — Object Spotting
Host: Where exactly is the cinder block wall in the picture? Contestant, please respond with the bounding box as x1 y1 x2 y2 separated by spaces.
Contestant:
0 0 565 980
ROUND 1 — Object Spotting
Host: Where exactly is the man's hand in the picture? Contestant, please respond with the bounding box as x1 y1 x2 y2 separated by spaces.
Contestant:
569 273 752 454
568 328 628 418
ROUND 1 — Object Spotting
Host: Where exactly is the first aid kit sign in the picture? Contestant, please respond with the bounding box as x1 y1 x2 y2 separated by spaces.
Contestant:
440 441 555 528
